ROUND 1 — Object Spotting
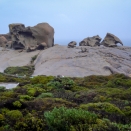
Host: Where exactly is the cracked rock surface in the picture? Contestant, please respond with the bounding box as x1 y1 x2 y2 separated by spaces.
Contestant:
0 45 131 77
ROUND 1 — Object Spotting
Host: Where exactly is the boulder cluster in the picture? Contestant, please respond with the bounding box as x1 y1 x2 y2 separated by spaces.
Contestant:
0 23 54 51
68 33 123 48
0 23 123 51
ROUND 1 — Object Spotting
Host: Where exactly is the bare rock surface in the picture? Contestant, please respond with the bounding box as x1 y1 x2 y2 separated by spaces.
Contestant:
0 45 131 77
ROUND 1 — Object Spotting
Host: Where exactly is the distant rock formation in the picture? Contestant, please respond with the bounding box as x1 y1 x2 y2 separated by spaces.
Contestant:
0 36 7 48
68 41 77 48
79 35 101 47
101 33 123 47
0 23 54 51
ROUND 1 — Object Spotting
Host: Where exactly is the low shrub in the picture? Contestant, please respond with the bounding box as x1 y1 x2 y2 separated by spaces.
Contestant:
4 66 34 77
80 102 125 123
31 76 54 84
19 95 33 101
37 93 53 98
47 77 75 90
6 110 23 121
0 86 6 92
13 101 22 108
44 106 97 131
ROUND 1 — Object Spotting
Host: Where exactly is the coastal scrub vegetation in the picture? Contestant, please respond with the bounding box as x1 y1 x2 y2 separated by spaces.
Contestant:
4 66 35 77
0 74 131 130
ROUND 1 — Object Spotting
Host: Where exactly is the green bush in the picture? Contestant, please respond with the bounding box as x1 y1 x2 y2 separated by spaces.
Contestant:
4 66 34 77
1 108 10 115
80 102 124 123
37 92 53 98
19 95 33 101
14 116 45 131
47 77 75 90
0 114 5 121
0 86 6 92
44 106 97 131
0 74 6 82
6 110 23 121
31 76 54 84
13 101 22 108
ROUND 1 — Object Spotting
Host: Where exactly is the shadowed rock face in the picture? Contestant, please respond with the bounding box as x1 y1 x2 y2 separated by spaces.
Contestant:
101 33 123 47
0 23 54 51
79 35 102 47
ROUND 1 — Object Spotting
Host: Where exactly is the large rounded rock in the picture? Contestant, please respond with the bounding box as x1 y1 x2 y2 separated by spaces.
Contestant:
8 23 54 51
101 33 123 47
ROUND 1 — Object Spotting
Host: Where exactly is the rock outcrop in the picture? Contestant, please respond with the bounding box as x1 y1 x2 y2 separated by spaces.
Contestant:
101 33 123 47
68 41 77 48
0 36 7 48
0 45 131 77
79 35 101 47
0 23 54 51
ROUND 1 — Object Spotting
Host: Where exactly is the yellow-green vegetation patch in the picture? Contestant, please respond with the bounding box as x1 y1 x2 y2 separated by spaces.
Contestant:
4 66 35 77
6 110 23 120
0 73 131 130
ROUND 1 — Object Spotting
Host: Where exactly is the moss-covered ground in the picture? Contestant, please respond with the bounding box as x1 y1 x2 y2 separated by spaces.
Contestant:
0 73 131 130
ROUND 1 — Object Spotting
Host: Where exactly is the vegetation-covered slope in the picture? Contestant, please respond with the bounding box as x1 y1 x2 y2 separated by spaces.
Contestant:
0 74 131 131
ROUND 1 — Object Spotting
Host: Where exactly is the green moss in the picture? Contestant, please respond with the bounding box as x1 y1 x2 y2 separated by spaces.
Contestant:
6 110 23 120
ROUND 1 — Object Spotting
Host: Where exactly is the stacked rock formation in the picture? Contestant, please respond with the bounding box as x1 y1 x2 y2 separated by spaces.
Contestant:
101 33 123 47
77 33 123 47
0 23 54 51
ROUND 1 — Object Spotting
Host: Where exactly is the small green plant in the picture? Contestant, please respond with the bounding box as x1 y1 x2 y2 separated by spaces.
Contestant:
13 101 22 108
37 92 53 98
6 110 23 120
19 95 33 101
31 76 54 84
0 86 6 92
0 114 5 121
47 77 75 90
31 55 38 64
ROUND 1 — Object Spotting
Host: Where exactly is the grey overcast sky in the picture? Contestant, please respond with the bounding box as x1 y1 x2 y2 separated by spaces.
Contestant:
0 0 131 46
